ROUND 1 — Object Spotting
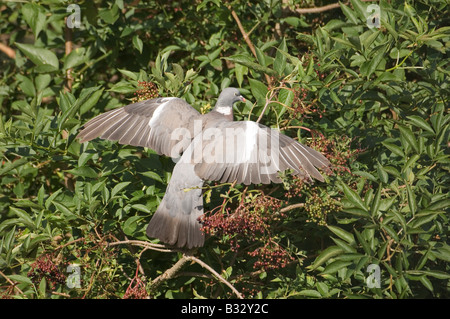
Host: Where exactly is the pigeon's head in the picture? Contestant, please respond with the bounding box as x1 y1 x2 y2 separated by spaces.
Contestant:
216 87 246 108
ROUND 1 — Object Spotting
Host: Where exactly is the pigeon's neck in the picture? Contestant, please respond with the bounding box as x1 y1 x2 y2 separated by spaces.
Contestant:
212 102 233 120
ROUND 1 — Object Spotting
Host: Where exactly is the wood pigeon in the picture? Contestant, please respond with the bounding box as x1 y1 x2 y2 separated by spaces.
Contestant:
77 87 331 248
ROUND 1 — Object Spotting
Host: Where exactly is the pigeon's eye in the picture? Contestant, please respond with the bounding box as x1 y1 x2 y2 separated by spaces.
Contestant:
234 92 238 96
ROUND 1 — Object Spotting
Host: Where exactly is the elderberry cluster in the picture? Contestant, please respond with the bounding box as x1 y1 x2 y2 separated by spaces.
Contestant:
304 192 339 226
306 134 364 176
202 194 283 250
27 254 66 290
123 276 148 299
289 87 325 120
248 241 295 271
202 193 297 270
131 81 159 103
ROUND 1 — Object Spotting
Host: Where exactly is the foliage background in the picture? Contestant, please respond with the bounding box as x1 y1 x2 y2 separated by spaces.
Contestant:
0 0 449 299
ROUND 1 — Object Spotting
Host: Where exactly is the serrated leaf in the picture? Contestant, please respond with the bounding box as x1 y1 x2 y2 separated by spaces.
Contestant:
248 78 268 106
59 86 102 130
224 55 277 76
340 3 359 24
399 125 419 154
131 204 151 213
52 201 78 220
21 3 46 40
8 274 33 286
140 171 163 183
327 225 355 244
118 68 138 80
64 47 88 70
274 38 287 75
407 115 435 134
10 207 35 229
66 166 98 178
123 215 143 236
310 246 344 270
341 182 368 212
382 142 405 157
321 260 352 275
111 182 131 198
15 43 59 72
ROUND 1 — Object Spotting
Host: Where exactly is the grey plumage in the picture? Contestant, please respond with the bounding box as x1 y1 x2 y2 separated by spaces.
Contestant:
77 87 331 249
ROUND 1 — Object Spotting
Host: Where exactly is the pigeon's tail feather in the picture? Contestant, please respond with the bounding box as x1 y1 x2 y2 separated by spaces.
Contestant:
146 161 205 249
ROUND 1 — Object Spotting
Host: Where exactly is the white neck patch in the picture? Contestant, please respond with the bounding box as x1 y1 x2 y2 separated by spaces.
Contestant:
216 106 232 116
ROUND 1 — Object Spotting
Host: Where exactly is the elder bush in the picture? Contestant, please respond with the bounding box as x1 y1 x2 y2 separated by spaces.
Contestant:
0 0 448 299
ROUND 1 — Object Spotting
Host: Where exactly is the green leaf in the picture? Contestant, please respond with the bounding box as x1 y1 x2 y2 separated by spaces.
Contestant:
341 182 368 211
80 89 104 115
21 3 46 39
327 225 355 244
64 47 88 70
123 215 144 236
248 78 268 106
15 42 59 72
366 46 385 78
407 115 435 134
224 55 277 76
321 260 352 275
35 73 52 93
234 63 248 87
382 142 405 157
406 183 417 215
399 125 419 154
295 290 322 298
131 204 151 213
310 246 344 270
8 274 33 286
140 171 163 183
274 38 287 75
419 276 433 292
108 81 135 94
0 157 29 176
59 86 102 130
10 207 35 229
111 182 131 198
67 166 98 178
118 68 138 81
340 2 359 24
408 270 450 280
52 201 78 220
16 74 36 97
133 35 144 54
370 184 382 216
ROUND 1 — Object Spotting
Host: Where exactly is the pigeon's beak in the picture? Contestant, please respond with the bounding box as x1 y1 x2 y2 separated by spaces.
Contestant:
239 95 246 102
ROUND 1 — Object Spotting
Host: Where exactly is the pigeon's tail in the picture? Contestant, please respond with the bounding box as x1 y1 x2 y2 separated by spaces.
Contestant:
146 161 205 249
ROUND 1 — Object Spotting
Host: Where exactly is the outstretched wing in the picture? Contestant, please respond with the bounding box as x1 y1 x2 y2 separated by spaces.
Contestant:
187 121 331 185
77 97 201 157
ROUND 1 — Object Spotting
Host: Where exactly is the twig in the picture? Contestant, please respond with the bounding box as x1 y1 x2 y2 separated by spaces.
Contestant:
256 88 278 123
0 269 24 295
289 0 378 14
107 239 177 253
52 291 71 298
64 17 73 92
186 255 244 299
151 254 191 288
280 203 305 213
0 42 15 59
229 8 272 87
